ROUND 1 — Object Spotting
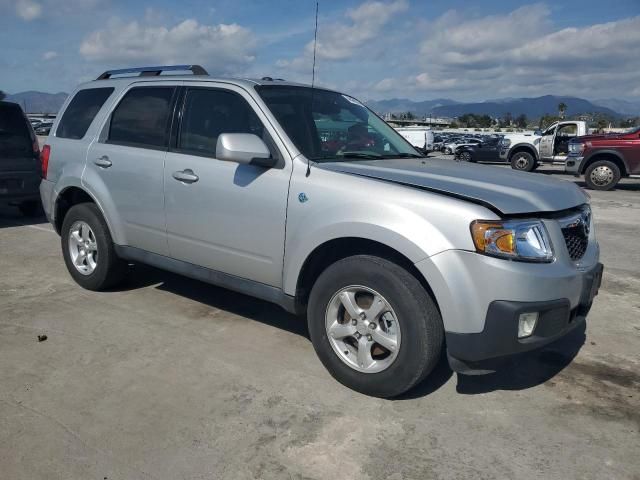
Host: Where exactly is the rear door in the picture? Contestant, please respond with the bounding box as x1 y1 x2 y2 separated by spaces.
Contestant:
86 84 178 255
163 84 291 287
0 102 39 197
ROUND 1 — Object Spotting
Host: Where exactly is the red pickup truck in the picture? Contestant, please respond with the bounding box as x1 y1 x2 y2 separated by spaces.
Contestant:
565 126 640 190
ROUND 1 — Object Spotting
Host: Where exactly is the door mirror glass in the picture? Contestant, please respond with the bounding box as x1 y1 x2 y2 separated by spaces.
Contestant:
216 133 274 167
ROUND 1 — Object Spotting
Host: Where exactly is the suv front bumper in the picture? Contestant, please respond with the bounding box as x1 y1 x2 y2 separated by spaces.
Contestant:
415 243 601 373
445 262 602 372
565 155 584 175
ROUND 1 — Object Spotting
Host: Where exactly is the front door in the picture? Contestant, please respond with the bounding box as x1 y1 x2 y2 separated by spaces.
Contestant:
539 124 556 159
163 85 291 287
86 85 177 255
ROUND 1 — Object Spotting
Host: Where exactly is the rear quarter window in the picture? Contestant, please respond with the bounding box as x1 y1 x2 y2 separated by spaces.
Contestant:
56 88 114 140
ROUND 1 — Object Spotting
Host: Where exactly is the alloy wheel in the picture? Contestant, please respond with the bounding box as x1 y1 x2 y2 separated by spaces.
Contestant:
68 221 98 275
325 285 401 373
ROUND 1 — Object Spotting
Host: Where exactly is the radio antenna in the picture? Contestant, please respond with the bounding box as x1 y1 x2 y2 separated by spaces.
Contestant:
306 1 319 177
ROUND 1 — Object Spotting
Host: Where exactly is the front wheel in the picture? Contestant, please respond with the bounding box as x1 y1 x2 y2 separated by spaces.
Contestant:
307 255 443 398
510 151 536 171
460 151 473 162
584 160 620 191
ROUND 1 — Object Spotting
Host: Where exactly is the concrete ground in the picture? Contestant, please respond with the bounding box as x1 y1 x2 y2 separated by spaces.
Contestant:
1 162 638 480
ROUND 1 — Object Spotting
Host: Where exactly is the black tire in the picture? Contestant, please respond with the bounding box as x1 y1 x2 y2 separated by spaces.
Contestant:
584 160 621 191
307 255 443 398
19 200 41 217
460 151 474 162
61 203 128 290
510 151 536 171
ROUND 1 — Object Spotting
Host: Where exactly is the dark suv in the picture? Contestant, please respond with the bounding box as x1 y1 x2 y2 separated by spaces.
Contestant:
0 101 41 215
566 126 640 190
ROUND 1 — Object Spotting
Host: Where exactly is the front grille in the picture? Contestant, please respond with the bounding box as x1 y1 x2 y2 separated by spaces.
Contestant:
562 225 588 260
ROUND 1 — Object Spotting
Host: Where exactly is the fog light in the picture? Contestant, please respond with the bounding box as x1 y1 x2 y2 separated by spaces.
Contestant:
518 312 538 338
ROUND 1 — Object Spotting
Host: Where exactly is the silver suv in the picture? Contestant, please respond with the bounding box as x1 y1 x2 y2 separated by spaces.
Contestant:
40 65 602 397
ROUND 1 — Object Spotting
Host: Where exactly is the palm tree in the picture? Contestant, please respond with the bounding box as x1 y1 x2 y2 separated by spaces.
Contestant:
558 102 567 119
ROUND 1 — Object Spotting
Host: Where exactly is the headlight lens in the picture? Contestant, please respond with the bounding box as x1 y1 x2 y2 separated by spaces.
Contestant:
470 219 554 262
568 142 585 155
501 138 511 148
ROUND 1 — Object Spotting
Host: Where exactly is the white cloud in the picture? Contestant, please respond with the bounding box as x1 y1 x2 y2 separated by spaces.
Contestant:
372 5 640 99
16 0 42 20
277 0 408 74
80 19 257 74
42 51 58 60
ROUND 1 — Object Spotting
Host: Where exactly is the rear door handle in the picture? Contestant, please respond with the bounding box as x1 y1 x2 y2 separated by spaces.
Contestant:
94 156 112 168
172 169 199 184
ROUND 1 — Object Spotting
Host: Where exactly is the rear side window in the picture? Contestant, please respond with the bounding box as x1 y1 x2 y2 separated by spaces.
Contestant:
178 88 265 157
0 103 32 155
108 87 175 149
56 88 114 139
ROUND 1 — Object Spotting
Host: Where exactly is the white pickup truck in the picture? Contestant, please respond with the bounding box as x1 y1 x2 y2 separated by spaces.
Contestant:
499 121 589 171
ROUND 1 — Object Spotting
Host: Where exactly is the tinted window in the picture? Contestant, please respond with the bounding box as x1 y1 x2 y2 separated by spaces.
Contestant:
109 87 174 148
257 86 418 161
0 103 32 156
57 88 114 139
179 89 264 156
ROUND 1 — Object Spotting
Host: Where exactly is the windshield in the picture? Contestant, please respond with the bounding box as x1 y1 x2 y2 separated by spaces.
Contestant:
256 85 420 161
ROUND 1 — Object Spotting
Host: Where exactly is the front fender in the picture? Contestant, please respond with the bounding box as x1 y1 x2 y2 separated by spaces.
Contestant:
282 161 492 296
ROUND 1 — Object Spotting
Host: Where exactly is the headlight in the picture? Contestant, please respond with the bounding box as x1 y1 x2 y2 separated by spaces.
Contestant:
568 142 585 155
470 219 554 262
501 138 511 148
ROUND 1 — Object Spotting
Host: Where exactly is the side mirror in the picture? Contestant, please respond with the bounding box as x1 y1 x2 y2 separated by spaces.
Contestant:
216 133 275 167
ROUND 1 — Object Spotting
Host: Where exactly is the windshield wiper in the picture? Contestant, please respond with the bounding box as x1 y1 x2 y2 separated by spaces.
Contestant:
336 152 383 160
380 153 424 159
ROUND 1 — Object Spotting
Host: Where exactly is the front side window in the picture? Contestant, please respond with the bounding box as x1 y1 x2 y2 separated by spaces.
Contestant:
256 85 419 161
178 88 265 156
108 87 174 148
57 87 114 139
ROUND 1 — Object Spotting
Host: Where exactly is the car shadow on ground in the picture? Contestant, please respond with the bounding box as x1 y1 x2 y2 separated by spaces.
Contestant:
120 263 309 339
119 264 586 400
0 205 47 228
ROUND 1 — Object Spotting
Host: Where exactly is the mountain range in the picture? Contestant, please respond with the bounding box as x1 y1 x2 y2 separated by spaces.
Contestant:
2 90 639 119
366 95 637 119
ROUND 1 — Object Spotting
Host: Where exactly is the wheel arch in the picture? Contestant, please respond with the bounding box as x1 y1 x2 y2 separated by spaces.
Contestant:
580 151 628 176
508 143 539 161
53 185 118 241
290 236 440 314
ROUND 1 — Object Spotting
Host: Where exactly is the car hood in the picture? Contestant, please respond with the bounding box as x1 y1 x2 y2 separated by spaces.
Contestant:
317 158 588 215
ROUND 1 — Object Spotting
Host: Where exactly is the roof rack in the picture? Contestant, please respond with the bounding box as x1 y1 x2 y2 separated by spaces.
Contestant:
96 65 208 80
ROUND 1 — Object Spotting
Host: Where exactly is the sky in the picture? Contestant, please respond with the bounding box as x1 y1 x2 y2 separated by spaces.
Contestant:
1 0 639 101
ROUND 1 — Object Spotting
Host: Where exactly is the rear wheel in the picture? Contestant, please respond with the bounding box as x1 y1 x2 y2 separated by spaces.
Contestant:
61 203 128 290
307 255 443 398
584 160 620 191
510 151 536 171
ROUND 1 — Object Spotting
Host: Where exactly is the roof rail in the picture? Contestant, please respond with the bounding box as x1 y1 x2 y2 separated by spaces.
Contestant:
96 65 208 80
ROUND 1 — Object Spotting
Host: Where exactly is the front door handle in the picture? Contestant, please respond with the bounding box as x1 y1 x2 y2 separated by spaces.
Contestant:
94 156 112 168
172 169 199 184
